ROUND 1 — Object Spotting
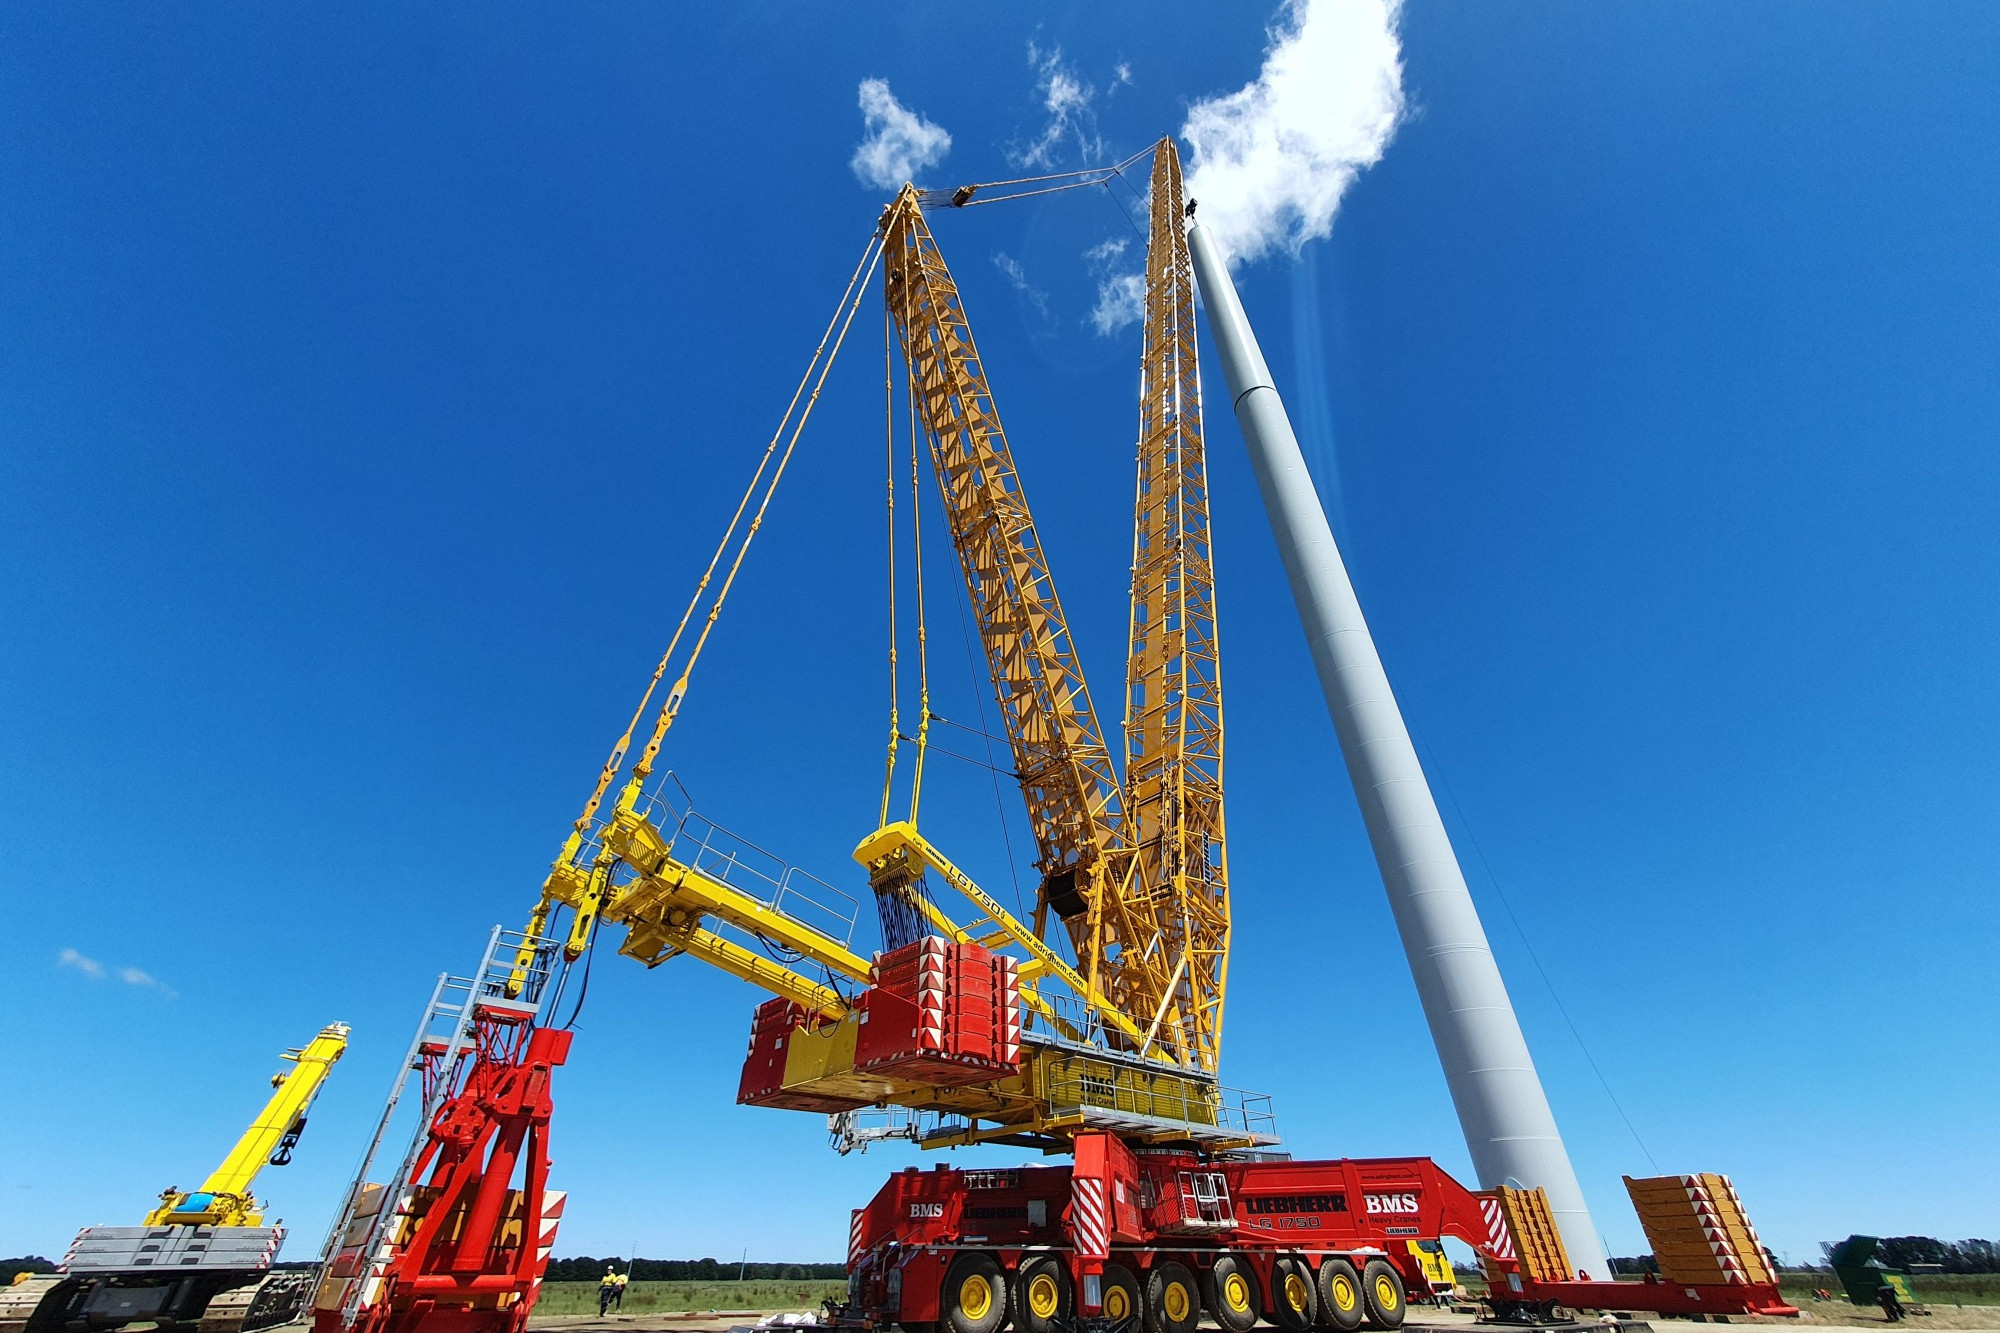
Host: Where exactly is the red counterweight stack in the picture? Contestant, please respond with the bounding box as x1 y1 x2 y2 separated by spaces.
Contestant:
855 937 1021 1086
736 997 808 1106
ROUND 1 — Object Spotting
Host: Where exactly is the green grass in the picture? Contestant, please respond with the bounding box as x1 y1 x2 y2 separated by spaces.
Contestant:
1780 1274 2000 1308
534 1280 847 1317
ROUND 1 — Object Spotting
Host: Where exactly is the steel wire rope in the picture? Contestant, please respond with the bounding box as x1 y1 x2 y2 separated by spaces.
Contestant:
941 532 1031 931
1404 717 1662 1173
627 231 887 785
904 306 935 825
918 146 1153 211
879 296 902 828
564 234 885 844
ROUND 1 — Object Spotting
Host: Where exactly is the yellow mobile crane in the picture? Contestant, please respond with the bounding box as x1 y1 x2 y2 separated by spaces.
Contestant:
4 1024 349 1333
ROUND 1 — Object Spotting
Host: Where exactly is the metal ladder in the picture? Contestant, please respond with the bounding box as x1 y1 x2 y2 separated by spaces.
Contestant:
316 926 556 1331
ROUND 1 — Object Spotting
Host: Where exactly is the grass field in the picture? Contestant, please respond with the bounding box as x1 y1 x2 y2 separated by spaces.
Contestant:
1454 1271 2000 1309
534 1280 847 1316
1780 1274 2000 1308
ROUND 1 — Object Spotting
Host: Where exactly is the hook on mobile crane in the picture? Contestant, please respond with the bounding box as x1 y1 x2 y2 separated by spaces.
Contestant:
4 1024 350 1333
313 139 1797 1333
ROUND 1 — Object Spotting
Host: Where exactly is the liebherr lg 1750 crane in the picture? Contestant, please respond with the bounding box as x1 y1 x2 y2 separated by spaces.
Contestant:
314 141 1795 1333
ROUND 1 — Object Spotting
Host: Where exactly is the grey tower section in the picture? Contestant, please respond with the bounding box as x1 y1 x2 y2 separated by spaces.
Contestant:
1187 218 1608 1280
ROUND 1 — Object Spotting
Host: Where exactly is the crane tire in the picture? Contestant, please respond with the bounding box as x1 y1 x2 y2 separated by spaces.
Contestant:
1009 1257 1071 1333
1100 1264 1142 1330
1315 1259 1365 1332
1360 1261 1405 1330
1266 1257 1317 1331
942 1254 1009 1333
1205 1256 1261 1333
1144 1262 1201 1333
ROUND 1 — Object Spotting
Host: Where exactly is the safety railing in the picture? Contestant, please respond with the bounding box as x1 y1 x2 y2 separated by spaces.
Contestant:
632 772 863 952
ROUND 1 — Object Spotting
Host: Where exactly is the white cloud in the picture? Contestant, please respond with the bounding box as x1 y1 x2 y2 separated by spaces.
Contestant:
58 947 104 979
992 252 1050 318
119 966 177 997
1090 274 1146 337
1013 44 1105 169
1181 0 1406 263
850 79 952 189
1084 237 1129 266
58 947 176 996
1113 62 1134 89
1084 237 1145 337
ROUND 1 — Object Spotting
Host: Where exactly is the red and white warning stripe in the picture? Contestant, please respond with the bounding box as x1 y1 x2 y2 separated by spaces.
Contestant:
848 1210 867 1266
1478 1196 1517 1260
1071 1178 1109 1261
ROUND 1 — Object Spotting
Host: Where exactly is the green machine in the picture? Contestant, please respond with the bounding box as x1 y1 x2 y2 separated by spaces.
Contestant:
1827 1236 1920 1308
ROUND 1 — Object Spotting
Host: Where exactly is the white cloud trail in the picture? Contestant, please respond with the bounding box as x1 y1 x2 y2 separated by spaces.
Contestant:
1014 45 1104 169
58 947 104 979
851 79 952 189
1084 237 1145 336
59 946 177 996
1181 0 1406 264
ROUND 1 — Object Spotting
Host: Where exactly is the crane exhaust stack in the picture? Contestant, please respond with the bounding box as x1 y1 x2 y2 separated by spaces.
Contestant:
1185 213 1609 1281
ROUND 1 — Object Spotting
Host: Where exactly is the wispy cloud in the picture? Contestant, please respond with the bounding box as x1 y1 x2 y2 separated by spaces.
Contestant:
59 947 177 997
119 966 176 997
1181 0 1406 264
58 947 104 979
992 252 1050 318
1084 237 1145 337
851 79 952 189
1011 44 1105 169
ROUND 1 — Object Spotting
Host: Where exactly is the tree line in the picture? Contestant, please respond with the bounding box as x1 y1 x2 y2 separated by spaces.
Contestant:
1819 1238 2000 1274
1610 1239 1999 1276
544 1257 846 1282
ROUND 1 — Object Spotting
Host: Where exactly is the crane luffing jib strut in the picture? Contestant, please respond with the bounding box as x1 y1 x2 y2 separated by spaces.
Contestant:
144 1022 350 1228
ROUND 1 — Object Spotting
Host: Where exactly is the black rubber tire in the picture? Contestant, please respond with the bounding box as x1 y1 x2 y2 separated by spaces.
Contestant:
1144 1262 1201 1333
1010 1257 1071 1333
1315 1259 1365 1332
1359 1261 1405 1331
1267 1257 1317 1331
942 1254 1010 1333
1100 1263 1142 1330
1205 1256 1262 1333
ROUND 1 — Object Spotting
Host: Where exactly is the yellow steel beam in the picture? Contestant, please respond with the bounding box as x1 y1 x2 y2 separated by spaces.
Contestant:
854 822 1149 1049
603 805 872 983
146 1023 350 1228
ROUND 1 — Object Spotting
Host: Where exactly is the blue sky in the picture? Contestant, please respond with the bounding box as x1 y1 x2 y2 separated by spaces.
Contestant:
3 1 1996 1266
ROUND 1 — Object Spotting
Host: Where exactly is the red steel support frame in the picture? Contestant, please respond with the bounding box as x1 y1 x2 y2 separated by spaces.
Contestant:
329 1019 572 1333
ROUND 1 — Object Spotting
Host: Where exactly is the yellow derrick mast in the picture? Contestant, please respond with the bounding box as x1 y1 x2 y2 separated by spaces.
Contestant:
1119 140 1229 1075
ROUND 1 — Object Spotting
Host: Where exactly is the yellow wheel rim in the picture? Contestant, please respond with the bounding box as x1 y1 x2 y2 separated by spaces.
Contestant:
1223 1273 1252 1313
1332 1276 1358 1311
1163 1281 1191 1323
1374 1276 1400 1312
959 1275 993 1322
1029 1274 1061 1320
1106 1285 1132 1320
1285 1273 1310 1312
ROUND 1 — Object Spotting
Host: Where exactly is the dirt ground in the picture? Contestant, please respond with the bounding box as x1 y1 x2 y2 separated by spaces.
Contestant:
525 1310 2000 1333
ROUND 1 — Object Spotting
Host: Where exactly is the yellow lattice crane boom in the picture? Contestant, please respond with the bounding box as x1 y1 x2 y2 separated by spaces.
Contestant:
877 185 1137 980
1119 139 1230 1074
